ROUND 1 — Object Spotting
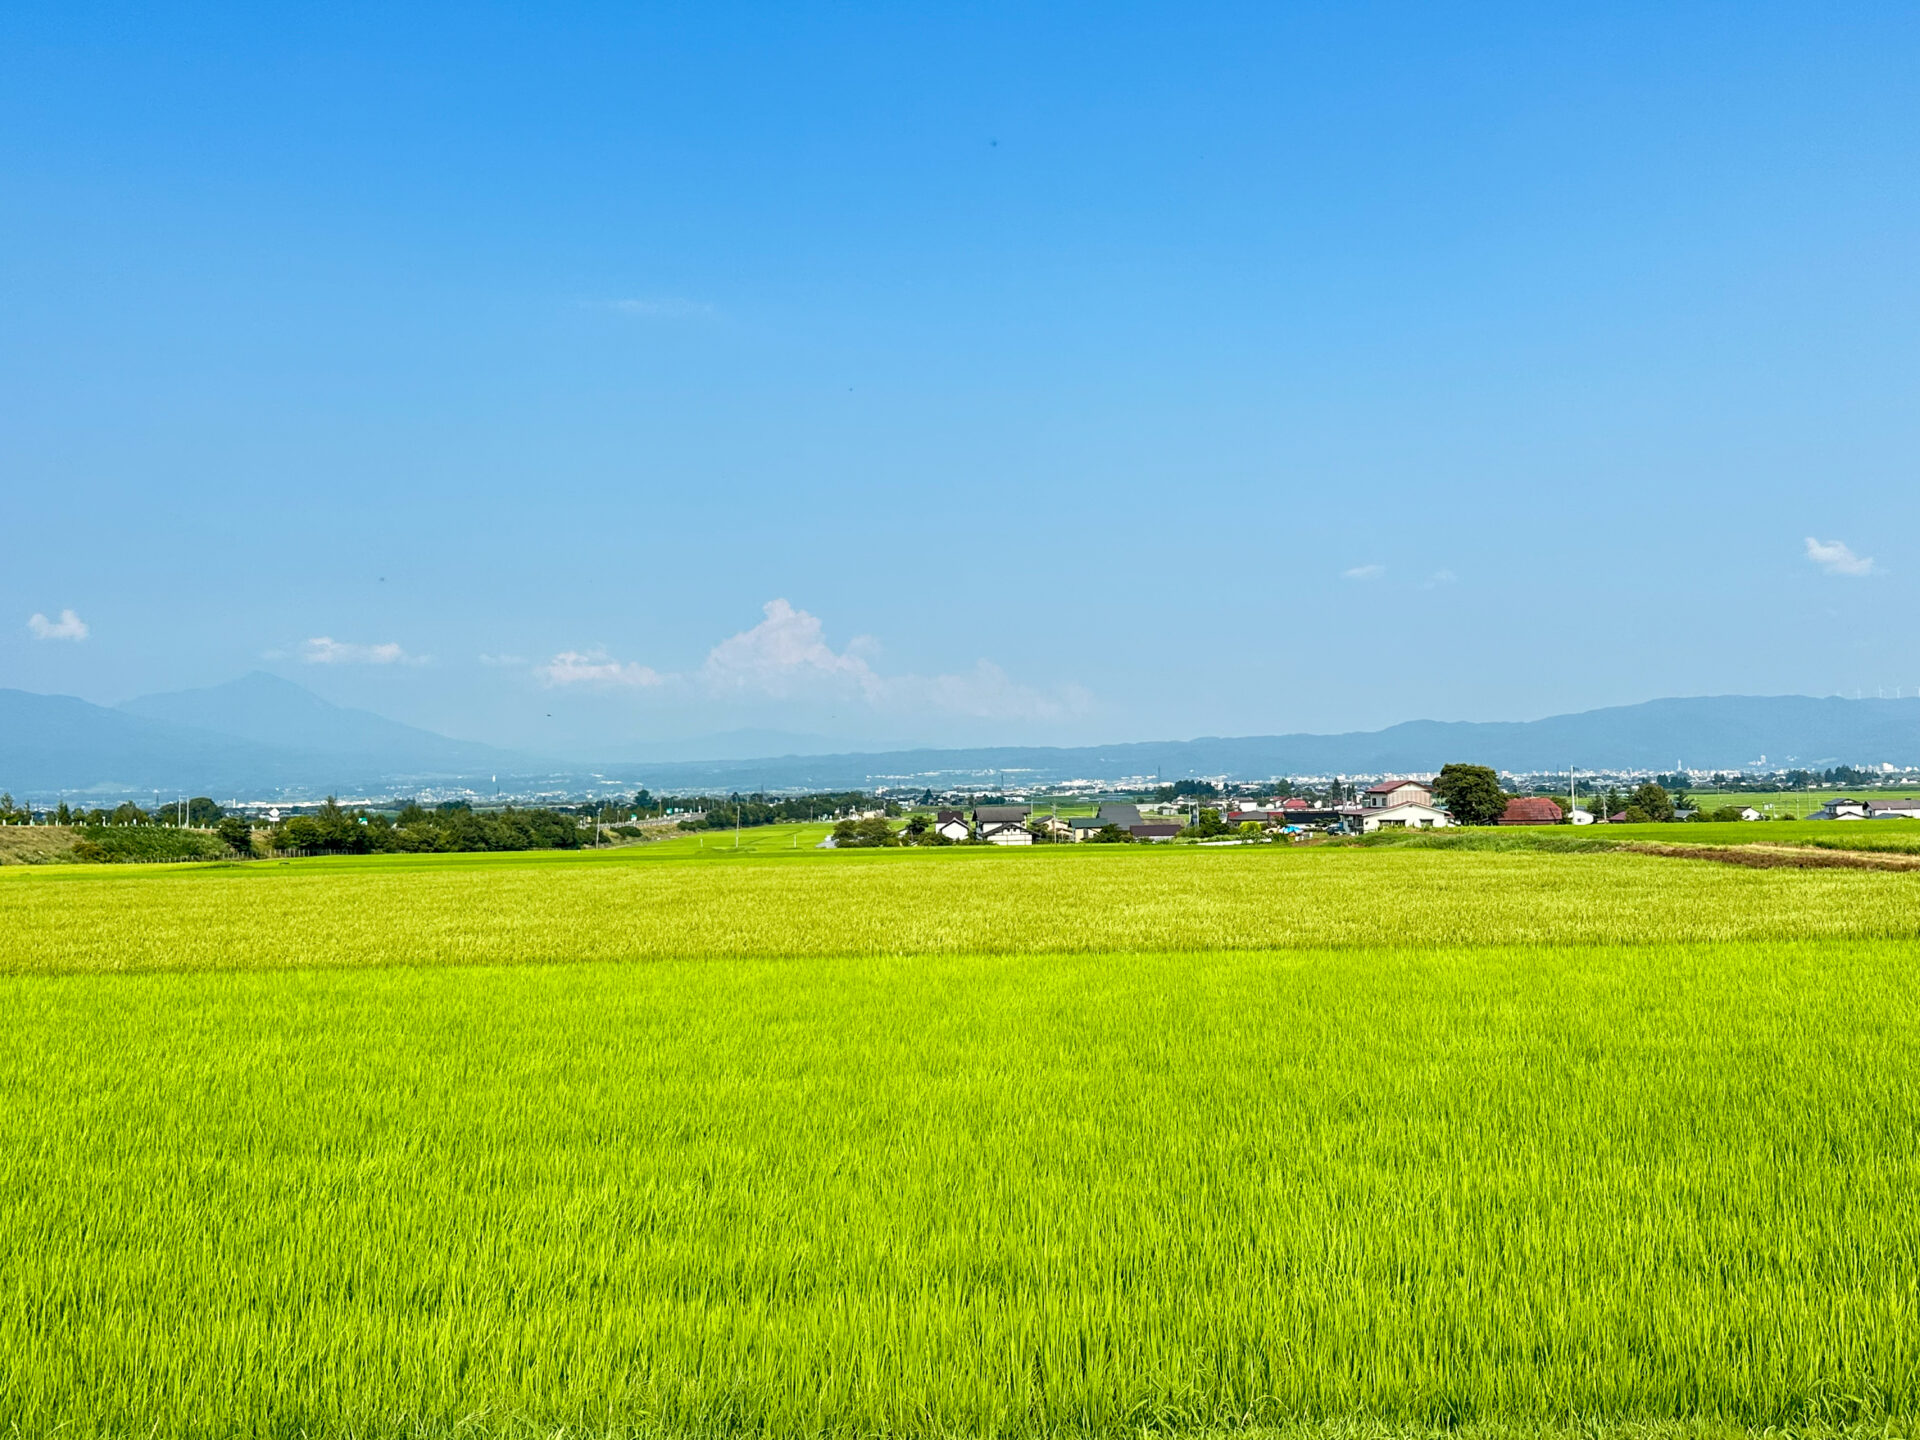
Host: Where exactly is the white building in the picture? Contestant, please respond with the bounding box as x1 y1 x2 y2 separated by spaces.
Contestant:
1348 778 1449 832
1355 801 1450 833
1360 778 1434 811
974 805 1033 845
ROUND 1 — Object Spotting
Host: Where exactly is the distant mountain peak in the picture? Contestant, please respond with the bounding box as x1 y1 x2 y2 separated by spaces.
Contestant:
116 672 531 773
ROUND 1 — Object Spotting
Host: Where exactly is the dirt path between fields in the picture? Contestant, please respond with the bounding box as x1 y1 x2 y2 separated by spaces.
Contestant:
1624 841 1920 871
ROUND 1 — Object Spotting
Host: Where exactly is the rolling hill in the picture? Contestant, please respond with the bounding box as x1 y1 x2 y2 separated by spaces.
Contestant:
119 672 525 776
2 682 1916 798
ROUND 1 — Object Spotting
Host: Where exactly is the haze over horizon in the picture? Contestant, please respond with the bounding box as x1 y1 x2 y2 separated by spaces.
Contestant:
7 3 1918 756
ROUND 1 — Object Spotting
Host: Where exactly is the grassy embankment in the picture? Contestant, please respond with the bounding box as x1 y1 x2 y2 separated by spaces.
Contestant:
3 839 1918 1437
1352 818 1920 860
0 824 235 865
0 826 79 865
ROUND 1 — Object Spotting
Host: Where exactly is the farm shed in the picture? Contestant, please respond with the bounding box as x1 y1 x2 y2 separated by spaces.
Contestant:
1499 797 1565 825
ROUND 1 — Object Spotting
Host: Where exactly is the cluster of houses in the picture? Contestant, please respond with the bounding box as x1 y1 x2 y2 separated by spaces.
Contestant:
933 804 1184 845
922 783 1920 845
936 782 1460 843
935 781 1536 843
934 805 1032 844
1216 777 1457 833
1812 796 1920 820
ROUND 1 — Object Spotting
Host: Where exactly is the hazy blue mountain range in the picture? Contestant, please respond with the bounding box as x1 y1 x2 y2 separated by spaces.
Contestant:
605 694 1920 792
0 675 540 798
1 680 1916 798
0 688 308 799
119 673 527 775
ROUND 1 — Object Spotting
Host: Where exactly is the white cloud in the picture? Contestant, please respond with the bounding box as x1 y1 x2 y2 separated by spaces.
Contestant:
1805 537 1874 577
1341 564 1386 581
530 599 1086 723
301 636 418 665
887 659 1093 722
536 649 663 688
607 297 715 319
700 599 1084 721
27 608 88 641
478 653 527 667
701 598 882 698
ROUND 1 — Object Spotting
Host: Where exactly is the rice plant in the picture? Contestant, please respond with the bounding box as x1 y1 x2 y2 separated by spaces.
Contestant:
2 845 1916 1436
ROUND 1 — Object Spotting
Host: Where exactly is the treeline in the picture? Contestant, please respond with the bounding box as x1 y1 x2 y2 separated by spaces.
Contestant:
675 792 893 832
70 826 234 863
1780 765 1891 789
0 794 226 827
270 799 583 855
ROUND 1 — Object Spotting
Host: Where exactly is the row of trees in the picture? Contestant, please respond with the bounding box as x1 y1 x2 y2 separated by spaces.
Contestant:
0 795 227 827
1783 765 1884 789
268 799 583 855
680 792 893 832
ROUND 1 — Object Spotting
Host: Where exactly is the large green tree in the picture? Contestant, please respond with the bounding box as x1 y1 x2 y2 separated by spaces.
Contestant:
1628 782 1676 823
1181 808 1230 839
1433 763 1508 826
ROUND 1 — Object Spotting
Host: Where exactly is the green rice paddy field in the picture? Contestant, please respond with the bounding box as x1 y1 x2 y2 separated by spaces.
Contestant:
3 834 1918 1438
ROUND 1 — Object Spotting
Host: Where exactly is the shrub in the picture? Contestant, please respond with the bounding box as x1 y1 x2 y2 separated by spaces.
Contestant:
832 817 899 848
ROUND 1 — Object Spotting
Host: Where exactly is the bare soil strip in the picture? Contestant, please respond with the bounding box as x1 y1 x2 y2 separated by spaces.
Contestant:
1625 841 1920 871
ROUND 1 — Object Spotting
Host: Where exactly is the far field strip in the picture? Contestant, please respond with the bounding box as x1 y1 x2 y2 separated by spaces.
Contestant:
10 839 1920 977
1624 840 1920 869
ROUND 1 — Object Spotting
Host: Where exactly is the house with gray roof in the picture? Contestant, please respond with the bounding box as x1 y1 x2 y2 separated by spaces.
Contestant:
974 805 1033 845
1067 802 1142 840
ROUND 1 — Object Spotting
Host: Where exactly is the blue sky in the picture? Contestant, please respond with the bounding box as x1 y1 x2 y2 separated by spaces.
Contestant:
5 2 1917 757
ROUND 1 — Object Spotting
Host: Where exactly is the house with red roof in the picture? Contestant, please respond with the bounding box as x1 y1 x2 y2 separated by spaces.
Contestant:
1499 797 1565 825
